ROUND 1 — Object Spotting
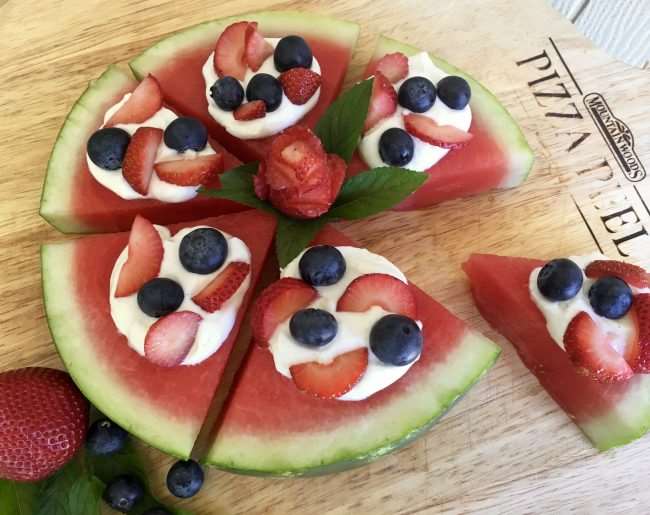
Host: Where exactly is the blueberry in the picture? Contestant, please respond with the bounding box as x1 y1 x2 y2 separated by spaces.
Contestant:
102 475 144 513
378 128 414 166
137 278 184 318
589 276 633 319
299 245 346 286
537 258 583 301
179 228 228 274
143 509 172 515
397 76 436 113
87 128 131 170
370 314 423 366
210 76 245 111
437 75 471 110
246 74 283 112
166 459 204 499
163 117 208 152
273 35 313 72
86 418 128 456
290 309 338 347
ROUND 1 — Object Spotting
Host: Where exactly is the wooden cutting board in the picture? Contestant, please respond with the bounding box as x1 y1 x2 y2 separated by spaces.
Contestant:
1 0 649 513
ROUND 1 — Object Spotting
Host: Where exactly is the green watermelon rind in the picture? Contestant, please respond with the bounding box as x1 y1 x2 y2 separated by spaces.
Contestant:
205 330 500 476
373 36 534 189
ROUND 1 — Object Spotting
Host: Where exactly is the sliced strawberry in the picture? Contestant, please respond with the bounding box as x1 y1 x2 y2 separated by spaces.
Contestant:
364 71 397 132
279 68 322 105
404 114 473 149
144 311 202 367
155 154 223 186
290 348 368 399
115 215 163 297
328 153 346 199
122 127 162 195
251 278 318 345
192 261 251 313
214 21 248 80
631 294 650 372
245 22 273 72
253 161 269 200
585 260 650 289
234 100 266 121
375 52 409 83
563 311 634 383
337 273 417 318
105 75 163 127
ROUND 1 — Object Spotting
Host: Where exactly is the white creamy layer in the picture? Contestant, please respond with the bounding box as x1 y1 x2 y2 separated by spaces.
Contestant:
109 225 251 366
202 37 321 139
86 93 216 202
359 51 472 172
270 246 422 401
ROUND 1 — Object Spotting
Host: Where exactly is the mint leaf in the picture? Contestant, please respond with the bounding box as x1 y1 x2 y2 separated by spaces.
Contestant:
315 79 373 162
200 162 272 212
34 458 83 515
67 476 102 515
328 167 427 220
276 215 328 267
0 479 39 515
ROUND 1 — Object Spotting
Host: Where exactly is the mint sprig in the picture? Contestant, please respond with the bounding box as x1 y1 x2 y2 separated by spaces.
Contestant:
276 215 328 268
200 162 271 212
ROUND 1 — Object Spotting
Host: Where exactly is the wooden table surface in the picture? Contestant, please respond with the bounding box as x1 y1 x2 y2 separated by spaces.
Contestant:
1 0 650 513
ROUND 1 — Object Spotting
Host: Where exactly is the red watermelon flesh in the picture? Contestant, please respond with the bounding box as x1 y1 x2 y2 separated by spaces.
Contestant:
42 210 276 458
463 253 650 450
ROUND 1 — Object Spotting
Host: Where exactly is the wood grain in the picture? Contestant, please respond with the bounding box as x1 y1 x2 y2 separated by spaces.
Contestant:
1 0 649 513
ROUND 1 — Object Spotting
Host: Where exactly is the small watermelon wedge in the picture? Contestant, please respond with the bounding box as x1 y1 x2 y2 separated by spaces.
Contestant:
42 210 276 458
348 36 534 210
204 226 500 475
463 254 650 451
129 11 359 163
40 65 244 234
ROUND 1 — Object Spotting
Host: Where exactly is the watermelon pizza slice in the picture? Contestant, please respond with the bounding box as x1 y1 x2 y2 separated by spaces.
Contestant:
463 253 650 450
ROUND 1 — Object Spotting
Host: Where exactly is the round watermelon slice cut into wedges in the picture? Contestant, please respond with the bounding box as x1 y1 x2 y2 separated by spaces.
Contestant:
128 11 359 163
40 65 244 234
463 253 650 451
348 36 535 210
204 225 501 475
41 210 276 458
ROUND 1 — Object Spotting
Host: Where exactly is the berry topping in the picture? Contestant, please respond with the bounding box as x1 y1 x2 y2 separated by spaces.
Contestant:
299 245 346 286
536 258 583 302
563 311 634 383
144 311 202 367
631 294 650 372
245 22 274 72
370 314 423 366
290 348 368 399
167 459 204 499
86 418 128 456
210 76 245 111
274 35 313 72
279 68 322 105
102 475 145 513
87 127 131 171
179 227 228 274
246 73 283 112
378 127 414 166
163 117 208 153
154 153 223 187
585 260 650 289
115 215 163 298
337 273 417 318
437 75 471 110
364 71 398 131
213 21 248 81
234 100 267 121
122 126 163 195
105 75 163 127
137 278 184 318
403 114 473 149
398 76 436 113
192 261 250 313
252 278 318 345
290 308 338 347
589 276 633 320
375 52 409 83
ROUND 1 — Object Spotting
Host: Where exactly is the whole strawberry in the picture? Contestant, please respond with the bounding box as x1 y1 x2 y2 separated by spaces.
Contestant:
0 367 89 482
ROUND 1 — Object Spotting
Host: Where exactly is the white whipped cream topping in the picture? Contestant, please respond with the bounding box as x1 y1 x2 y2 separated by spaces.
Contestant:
86 93 216 202
109 224 251 365
202 37 321 140
359 51 472 172
269 246 422 401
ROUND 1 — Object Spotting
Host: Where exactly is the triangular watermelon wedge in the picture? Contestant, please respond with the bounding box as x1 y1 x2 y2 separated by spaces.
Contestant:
463 253 650 451
348 36 534 210
128 11 359 163
42 210 276 458
203 225 500 475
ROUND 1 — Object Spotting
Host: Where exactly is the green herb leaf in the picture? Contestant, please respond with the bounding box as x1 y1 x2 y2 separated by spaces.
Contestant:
34 458 84 515
0 479 39 515
328 167 427 220
314 79 373 162
200 162 272 212
67 476 102 515
276 215 329 267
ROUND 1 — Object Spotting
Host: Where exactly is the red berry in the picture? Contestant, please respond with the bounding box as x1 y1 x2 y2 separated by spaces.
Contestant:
154 154 223 186
630 294 650 372
192 261 250 313
245 22 273 72
213 21 248 81
234 100 266 121
105 75 163 127
364 71 397 132
403 114 473 149
337 273 417 318
122 127 163 195
585 260 650 289
375 52 409 83
144 311 202 367
279 68 322 105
